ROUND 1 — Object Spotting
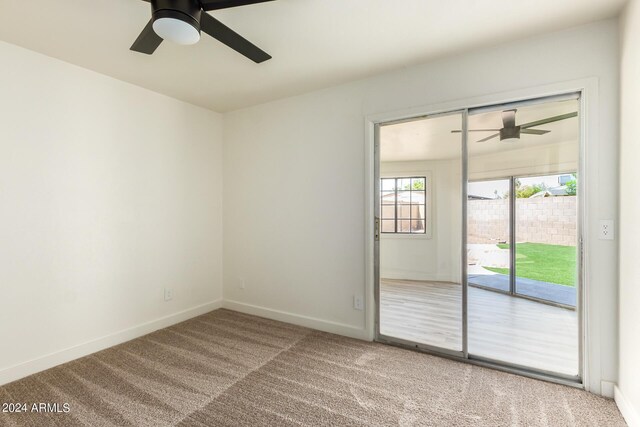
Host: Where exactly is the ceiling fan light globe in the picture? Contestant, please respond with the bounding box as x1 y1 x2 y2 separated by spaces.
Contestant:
153 17 201 45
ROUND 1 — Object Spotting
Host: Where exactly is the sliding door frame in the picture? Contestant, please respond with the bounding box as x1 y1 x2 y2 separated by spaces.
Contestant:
509 176 517 295
465 92 582 383
374 109 468 360
369 89 586 388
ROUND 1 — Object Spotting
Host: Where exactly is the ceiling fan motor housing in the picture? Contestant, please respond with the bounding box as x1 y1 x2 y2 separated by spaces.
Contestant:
500 126 521 141
151 0 202 32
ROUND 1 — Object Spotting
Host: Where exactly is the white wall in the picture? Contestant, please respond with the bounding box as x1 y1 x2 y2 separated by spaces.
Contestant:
223 19 619 395
0 41 224 385
617 0 640 424
380 160 461 282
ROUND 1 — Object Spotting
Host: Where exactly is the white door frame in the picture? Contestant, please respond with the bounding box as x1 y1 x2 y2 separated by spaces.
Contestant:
364 78 598 392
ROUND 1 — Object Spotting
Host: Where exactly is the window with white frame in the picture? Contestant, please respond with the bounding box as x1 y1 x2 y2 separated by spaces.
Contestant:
380 177 427 234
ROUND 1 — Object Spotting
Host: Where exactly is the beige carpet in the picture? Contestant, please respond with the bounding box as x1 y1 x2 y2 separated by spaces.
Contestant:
0 309 625 426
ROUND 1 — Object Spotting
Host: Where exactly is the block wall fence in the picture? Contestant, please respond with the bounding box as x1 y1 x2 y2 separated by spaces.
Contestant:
467 196 577 246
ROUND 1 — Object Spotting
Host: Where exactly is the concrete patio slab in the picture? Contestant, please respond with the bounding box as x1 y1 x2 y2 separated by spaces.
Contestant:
468 273 576 307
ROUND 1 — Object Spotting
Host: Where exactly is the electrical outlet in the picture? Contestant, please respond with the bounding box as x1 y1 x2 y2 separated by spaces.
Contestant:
599 220 614 240
239 278 245 290
353 295 364 311
164 288 173 301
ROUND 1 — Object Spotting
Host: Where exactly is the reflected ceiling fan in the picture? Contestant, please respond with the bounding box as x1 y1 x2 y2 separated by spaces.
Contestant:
130 0 274 63
452 109 578 143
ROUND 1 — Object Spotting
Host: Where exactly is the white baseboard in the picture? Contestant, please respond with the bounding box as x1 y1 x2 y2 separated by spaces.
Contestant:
380 270 454 282
0 299 223 387
222 299 370 341
615 385 640 427
601 380 616 398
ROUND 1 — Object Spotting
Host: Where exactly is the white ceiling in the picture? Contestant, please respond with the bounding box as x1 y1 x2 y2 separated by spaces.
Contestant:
0 0 626 112
381 99 579 162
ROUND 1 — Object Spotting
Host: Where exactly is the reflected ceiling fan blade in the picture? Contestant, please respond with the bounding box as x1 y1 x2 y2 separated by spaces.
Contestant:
502 109 517 128
476 134 500 143
451 129 501 133
200 0 275 11
520 112 578 129
521 129 551 135
130 18 163 55
200 13 271 63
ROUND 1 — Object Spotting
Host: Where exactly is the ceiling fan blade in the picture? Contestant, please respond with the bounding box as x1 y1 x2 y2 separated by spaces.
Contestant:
130 19 163 55
520 129 551 135
502 109 517 128
520 112 578 129
200 0 275 11
451 129 501 133
476 134 500 143
200 12 271 63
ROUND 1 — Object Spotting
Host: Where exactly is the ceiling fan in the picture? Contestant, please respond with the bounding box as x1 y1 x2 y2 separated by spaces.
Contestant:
452 109 578 143
130 0 274 63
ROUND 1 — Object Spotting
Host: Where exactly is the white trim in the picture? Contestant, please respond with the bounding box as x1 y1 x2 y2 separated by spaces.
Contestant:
222 299 369 340
380 233 432 240
364 119 377 341
615 386 640 427
0 299 223 387
381 271 455 282
601 380 616 398
364 78 599 392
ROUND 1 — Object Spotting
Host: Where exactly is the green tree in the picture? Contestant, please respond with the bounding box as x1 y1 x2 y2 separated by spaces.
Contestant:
403 180 425 190
514 179 547 198
565 173 577 196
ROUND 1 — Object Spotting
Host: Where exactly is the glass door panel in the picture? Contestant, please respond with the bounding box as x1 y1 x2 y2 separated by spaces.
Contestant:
466 97 580 377
378 112 463 353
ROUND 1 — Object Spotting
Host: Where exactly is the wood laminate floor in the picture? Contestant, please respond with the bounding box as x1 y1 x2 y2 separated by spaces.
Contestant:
380 279 579 376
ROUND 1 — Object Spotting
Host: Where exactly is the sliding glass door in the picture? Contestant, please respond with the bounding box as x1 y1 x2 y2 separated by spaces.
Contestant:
375 92 581 382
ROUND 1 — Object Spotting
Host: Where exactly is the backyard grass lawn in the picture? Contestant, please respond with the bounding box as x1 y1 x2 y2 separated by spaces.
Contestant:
484 243 577 286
